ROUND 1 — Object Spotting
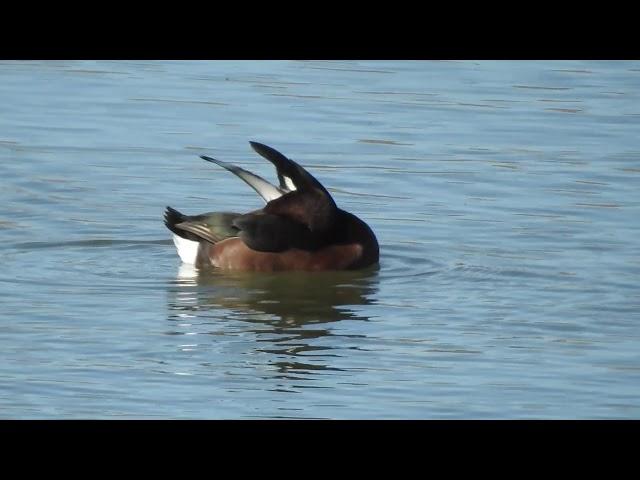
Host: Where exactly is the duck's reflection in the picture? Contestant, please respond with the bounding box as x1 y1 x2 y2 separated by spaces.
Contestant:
166 264 379 379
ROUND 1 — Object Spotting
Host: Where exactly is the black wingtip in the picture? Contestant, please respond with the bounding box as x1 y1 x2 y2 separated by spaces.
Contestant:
249 141 284 159
200 155 216 163
248 140 266 150
248 141 262 153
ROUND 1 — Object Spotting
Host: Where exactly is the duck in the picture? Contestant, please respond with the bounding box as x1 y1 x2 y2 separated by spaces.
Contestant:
164 141 379 271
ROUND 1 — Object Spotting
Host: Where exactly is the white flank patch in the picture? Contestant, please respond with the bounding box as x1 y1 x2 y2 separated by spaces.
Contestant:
172 234 199 264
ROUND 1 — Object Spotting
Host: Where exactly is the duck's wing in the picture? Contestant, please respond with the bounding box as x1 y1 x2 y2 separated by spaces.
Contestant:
201 142 332 204
249 141 331 197
248 142 339 233
200 155 286 203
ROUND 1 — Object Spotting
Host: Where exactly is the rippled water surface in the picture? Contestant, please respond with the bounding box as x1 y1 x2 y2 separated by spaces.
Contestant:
1 60 639 418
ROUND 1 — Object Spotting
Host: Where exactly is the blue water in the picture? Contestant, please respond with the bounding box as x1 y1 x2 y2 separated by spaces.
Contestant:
1 60 639 418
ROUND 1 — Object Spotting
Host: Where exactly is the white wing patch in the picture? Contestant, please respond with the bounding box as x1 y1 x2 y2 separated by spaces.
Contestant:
283 175 297 191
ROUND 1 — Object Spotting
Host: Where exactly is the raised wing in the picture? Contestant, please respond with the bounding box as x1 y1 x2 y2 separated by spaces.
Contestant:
249 141 331 197
200 155 285 203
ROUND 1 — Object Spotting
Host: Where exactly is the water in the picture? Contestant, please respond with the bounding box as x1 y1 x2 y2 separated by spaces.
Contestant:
1 60 639 418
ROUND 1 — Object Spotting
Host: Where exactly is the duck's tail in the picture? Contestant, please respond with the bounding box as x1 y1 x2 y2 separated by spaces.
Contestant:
164 206 200 242
164 206 200 264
